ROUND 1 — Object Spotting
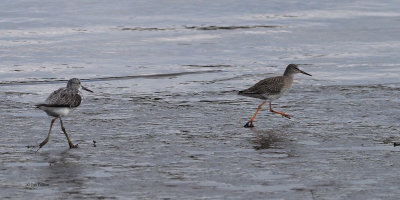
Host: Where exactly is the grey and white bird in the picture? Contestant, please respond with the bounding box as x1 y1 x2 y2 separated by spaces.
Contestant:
36 78 93 149
239 64 312 128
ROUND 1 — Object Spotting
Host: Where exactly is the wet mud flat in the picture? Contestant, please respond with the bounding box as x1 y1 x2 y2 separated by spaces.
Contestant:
1 72 400 199
1 0 400 199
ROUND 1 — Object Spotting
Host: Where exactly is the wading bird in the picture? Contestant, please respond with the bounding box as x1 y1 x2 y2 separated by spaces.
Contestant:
239 64 312 127
36 78 93 149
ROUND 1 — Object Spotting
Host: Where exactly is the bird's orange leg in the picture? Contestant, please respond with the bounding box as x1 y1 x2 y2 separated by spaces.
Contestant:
269 102 291 119
244 101 266 128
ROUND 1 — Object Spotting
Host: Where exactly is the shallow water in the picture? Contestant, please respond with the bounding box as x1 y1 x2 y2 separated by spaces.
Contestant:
1 0 400 199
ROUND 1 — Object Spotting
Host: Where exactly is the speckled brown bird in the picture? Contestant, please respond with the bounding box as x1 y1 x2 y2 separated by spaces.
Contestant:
239 64 312 128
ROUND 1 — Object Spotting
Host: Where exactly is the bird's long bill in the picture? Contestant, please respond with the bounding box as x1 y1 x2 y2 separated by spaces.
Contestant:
299 69 312 76
82 86 94 93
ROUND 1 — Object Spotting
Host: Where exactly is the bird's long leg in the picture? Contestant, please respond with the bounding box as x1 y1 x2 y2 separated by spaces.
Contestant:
38 117 57 150
244 100 266 128
269 102 291 119
59 117 78 148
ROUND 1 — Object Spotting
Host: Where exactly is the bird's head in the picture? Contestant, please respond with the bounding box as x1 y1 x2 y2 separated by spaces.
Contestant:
67 78 93 93
284 64 312 76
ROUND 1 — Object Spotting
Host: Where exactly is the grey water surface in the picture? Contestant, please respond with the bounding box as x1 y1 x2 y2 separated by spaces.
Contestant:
1 0 400 199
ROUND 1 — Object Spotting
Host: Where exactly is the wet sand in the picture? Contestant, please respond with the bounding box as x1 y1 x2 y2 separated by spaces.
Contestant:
1 0 400 199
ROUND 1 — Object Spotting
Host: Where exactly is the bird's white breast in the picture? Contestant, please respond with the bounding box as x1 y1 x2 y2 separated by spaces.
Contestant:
39 106 75 117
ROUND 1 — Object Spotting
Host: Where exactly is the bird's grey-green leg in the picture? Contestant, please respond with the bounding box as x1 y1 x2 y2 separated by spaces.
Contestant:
38 117 57 150
59 117 78 148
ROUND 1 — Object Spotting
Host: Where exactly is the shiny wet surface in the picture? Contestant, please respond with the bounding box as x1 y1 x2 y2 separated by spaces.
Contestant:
1 0 400 199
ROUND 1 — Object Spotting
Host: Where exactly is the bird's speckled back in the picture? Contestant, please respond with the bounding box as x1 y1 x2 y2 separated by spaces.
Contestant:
239 75 293 100
44 88 82 108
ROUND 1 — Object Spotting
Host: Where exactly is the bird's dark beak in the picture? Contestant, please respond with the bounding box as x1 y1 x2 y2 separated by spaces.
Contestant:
82 86 94 93
299 69 312 76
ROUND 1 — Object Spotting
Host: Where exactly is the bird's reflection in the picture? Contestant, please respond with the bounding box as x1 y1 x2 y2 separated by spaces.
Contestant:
249 128 285 150
36 149 85 197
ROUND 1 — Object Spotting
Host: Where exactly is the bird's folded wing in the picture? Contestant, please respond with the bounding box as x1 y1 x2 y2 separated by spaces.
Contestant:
37 88 81 108
241 76 284 95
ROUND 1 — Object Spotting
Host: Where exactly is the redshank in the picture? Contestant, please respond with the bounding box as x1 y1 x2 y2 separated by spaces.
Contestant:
238 64 311 128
